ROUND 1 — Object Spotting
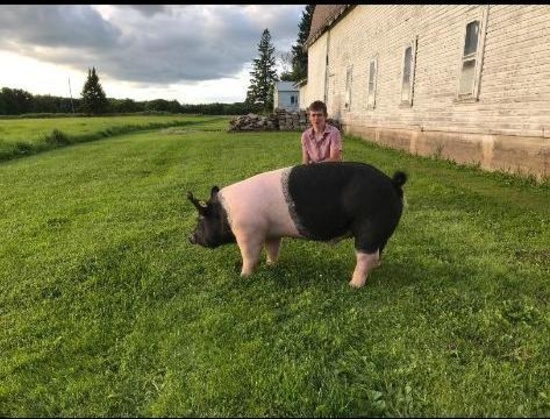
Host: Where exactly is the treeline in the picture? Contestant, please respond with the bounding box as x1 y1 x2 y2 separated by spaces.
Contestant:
0 87 264 117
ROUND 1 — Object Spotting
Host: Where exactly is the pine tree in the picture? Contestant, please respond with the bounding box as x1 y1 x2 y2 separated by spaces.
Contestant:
80 67 109 115
291 4 314 82
245 28 279 113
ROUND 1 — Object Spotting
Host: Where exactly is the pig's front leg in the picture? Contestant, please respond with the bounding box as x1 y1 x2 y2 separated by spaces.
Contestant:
264 237 281 265
235 232 264 277
349 249 380 288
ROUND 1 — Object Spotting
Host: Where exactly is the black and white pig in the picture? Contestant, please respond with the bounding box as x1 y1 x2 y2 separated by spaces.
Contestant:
187 161 407 288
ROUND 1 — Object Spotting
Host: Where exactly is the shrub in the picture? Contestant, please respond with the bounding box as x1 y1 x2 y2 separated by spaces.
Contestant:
44 129 71 146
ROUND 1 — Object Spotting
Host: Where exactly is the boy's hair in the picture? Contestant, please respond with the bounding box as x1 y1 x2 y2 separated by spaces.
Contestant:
308 100 327 115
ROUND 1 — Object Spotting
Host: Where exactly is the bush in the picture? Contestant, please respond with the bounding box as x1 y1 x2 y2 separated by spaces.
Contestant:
44 129 71 147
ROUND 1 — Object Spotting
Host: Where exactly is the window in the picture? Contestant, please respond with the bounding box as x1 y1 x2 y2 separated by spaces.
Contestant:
367 58 378 109
345 65 353 110
457 11 486 101
459 21 479 95
290 95 296 105
400 38 417 105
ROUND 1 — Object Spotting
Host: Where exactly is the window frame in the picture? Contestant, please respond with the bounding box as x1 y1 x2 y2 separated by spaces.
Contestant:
400 37 417 106
456 8 487 102
367 56 378 109
344 64 353 111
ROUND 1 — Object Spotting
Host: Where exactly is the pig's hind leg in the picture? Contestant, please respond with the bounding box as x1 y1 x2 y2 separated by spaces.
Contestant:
348 222 385 288
349 249 380 288
264 237 282 265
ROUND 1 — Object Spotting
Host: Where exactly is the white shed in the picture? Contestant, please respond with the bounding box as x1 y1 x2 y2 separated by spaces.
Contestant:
273 81 300 112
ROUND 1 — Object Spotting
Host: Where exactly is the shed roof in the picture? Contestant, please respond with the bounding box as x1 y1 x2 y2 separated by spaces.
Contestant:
305 5 353 49
275 81 299 91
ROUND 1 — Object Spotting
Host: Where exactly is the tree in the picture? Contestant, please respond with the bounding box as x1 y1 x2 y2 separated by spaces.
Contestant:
245 28 279 113
291 4 314 82
277 50 294 81
32 94 75 114
109 98 144 114
145 99 182 113
80 67 109 115
0 87 33 115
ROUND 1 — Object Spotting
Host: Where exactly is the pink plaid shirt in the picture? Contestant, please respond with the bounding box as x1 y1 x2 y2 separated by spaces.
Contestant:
301 124 342 164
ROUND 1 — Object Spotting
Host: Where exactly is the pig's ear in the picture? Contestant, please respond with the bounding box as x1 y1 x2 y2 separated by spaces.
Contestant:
187 191 208 215
210 186 220 198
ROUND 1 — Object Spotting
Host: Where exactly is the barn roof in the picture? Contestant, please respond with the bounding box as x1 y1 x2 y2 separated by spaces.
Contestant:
304 5 354 49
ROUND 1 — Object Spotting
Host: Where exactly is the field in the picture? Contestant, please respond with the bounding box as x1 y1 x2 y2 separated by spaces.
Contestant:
1 115 549 416
0 114 223 161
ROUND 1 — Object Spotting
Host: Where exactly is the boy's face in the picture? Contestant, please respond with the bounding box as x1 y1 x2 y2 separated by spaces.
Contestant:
309 110 326 130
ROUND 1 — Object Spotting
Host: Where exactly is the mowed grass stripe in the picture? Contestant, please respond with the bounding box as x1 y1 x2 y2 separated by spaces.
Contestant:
1 119 549 417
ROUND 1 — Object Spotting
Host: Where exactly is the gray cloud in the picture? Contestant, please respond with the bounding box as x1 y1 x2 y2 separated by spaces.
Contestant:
123 5 169 17
0 5 304 85
0 5 120 49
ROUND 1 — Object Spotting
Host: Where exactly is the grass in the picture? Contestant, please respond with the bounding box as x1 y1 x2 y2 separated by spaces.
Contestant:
0 114 226 162
1 116 549 417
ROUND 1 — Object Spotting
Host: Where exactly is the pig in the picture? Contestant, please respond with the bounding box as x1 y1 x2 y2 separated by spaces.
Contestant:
187 161 407 288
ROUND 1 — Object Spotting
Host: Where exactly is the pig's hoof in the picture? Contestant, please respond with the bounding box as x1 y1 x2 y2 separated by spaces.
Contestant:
348 280 365 288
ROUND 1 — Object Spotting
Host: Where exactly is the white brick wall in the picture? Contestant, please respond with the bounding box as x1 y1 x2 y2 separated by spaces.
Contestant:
300 5 550 178
302 32 329 109
308 5 550 138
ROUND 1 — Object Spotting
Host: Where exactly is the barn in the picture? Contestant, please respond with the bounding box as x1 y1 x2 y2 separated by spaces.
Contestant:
299 5 550 179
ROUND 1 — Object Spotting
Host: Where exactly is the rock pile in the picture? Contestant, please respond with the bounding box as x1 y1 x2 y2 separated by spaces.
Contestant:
275 108 308 131
228 113 278 131
228 109 342 133
326 118 342 132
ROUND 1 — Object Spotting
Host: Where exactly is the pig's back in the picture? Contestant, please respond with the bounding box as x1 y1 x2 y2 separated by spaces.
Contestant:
219 167 302 238
285 162 401 240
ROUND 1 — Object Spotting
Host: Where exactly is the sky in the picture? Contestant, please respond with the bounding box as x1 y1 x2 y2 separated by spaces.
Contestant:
0 5 305 104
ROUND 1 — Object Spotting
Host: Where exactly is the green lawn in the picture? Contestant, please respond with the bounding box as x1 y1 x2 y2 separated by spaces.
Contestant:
1 116 549 416
0 114 226 161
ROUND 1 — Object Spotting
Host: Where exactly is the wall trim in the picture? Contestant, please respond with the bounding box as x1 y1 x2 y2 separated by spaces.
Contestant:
345 125 550 181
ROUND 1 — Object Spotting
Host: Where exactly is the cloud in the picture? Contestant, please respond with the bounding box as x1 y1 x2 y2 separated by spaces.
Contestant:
0 5 120 49
123 5 168 17
0 4 304 86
